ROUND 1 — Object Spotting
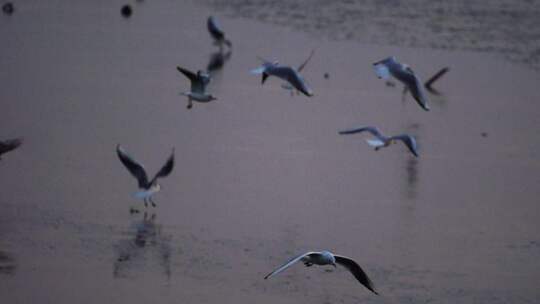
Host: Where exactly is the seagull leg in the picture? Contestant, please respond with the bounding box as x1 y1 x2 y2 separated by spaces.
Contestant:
144 198 148 208
187 97 193 109
149 196 156 207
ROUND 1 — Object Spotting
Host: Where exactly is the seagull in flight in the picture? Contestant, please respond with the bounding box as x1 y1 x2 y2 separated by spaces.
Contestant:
251 55 314 97
264 250 378 295
280 50 315 96
0 138 22 160
373 56 429 111
339 126 419 157
207 16 232 50
116 145 175 207
177 66 217 109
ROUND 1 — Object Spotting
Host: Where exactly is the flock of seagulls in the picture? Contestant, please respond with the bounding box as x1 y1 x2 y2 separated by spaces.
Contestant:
1 11 450 298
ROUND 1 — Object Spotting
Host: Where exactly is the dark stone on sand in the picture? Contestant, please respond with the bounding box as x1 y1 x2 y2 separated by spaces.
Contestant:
481 132 488 137
121 4 132 18
324 72 330 79
2 2 14 15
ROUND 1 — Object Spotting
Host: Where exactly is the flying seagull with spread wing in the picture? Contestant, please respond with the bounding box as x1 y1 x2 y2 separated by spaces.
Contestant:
265 250 378 295
0 138 22 160
373 56 430 111
177 66 216 109
339 126 419 157
116 145 174 207
251 55 314 97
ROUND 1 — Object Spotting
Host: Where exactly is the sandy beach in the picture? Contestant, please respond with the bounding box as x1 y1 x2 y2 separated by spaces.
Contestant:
1 1 539 303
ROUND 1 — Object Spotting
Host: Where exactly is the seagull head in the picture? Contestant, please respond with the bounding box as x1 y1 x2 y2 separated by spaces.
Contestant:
153 183 162 191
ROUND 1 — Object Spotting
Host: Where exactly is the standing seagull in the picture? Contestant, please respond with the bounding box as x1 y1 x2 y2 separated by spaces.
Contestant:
373 56 430 111
265 251 378 295
116 145 175 207
177 66 217 109
251 57 314 97
207 16 232 50
339 126 419 157
0 138 22 160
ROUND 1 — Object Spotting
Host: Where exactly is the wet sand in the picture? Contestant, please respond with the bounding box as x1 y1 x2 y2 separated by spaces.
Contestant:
1 1 540 303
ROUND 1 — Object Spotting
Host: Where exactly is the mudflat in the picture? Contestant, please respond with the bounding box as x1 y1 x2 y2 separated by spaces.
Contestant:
1 1 539 303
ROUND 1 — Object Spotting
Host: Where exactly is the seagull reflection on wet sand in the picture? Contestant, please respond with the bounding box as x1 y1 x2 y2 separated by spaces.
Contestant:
113 212 171 279
207 48 232 74
401 124 421 200
0 251 16 275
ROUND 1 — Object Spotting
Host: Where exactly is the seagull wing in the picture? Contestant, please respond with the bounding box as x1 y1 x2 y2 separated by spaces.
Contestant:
393 67 430 111
0 138 23 155
425 67 449 89
338 126 384 139
116 145 149 188
334 255 378 295
264 252 318 279
297 49 315 72
177 66 206 94
390 134 419 157
150 148 175 185
272 66 313 97
207 16 225 41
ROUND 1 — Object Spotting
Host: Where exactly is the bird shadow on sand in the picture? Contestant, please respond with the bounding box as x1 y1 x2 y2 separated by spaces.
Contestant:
113 212 172 279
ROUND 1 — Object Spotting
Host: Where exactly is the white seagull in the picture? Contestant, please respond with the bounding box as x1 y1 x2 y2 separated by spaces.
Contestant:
207 16 232 49
0 137 22 160
116 145 175 207
251 56 314 97
339 126 419 157
177 66 217 109
264 250 378 295
373 56 430 111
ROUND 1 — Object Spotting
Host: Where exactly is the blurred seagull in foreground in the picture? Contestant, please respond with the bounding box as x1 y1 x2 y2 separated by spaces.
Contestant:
250 55 314 97
373 56 429 111
339 126 419 157
116 145 174 207
0 138 22 160
207 16 232 50
264 250 378 295
177 66 216 109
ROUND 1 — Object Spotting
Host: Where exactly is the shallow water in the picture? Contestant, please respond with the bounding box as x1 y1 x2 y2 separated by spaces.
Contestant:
1 1 539 303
